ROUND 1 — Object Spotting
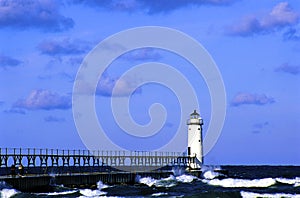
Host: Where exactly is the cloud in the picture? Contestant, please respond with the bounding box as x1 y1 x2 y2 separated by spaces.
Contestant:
44 115 65 122
275 63 300 75
231 93 275 106
13 89 71 110
37 38 91 56
122 48 162 61
97 75 142 97
227 2 299 36
73 0 235 14
0 54 22 68
0 0 74 32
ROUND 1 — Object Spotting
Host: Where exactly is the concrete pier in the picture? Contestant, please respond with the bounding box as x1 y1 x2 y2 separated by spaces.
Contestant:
1 170 202 192
0 148 200 192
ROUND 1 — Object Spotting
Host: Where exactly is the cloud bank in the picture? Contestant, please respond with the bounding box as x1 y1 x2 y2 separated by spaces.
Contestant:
0 0 74 32
73 0 236 14
14 89 71 110
227 2 299 36
231 93 275 106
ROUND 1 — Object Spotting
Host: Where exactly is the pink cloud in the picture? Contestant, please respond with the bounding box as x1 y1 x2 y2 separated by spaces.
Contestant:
227 2 299 36
14 89 71 110
231 93 275 106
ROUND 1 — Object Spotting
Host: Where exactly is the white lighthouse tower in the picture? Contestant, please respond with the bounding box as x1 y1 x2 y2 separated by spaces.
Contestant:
187 110 203 169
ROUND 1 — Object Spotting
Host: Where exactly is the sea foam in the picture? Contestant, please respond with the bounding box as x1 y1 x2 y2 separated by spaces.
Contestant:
79 189 107 197
202 170 222 180
138 174 196 187
0 188 19 198
37 190 78 196
241 191 300 198
204 178 276 188
276 177 300 186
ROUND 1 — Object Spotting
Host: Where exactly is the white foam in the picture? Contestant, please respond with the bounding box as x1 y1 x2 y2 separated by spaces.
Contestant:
138 174 196 188
203 170 221 180
276 177 300 185
79 189 107 197
151 192 168 196
204 178 276 188
97 180 109 189
139 176 157 187
155 176 177 188
0 188 19 198
176 174 197 183
241 191 300 198
37 190 78 196
172 166 185 176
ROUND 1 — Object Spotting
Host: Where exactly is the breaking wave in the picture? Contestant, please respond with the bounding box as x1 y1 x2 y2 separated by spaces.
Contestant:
202 170 223 180
203 178 277 188
36 190 78 196
241 191 300 198
276 177 300 187
151 192 169 196
0 188 19 198
79 189 107 197
79 180 110 197
138 174 197 187
0 181 19 198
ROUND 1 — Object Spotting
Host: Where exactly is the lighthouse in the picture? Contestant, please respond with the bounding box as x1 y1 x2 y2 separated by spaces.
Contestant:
187 110 203 169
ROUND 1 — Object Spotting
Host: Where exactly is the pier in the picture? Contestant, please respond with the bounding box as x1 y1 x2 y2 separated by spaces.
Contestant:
0 148 199 191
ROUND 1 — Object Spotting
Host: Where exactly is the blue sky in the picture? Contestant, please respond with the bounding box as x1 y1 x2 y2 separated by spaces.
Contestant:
0 0 299 165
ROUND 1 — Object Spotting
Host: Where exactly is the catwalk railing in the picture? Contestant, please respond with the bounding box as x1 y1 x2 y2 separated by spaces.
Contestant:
0 148 196 169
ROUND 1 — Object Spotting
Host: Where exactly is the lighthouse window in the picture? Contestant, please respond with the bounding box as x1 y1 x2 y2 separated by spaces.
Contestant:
198 128 200 130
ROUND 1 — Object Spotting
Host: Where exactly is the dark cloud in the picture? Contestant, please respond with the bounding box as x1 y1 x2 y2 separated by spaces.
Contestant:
283 28 300 41
227 2 299 36
72 0 236 14
231 93 275 107
275 63 300 75
37 38 91 56
13 89 71 110
0 0 74 32
0 54 22 68
96 75 142 97
44 115 65 122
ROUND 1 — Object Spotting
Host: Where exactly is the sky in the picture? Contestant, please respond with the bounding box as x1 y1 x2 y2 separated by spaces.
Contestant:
0 0 300 165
